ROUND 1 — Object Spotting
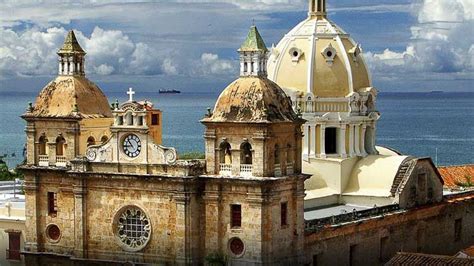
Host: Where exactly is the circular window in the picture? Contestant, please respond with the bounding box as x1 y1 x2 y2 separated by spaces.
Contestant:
292 51 299 57
326 51 333 57
229 237 245 256
114 206 151 252
46 224 61 242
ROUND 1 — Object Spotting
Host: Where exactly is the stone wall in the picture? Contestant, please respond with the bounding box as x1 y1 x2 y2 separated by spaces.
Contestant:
23 166 306 265
304 194 474 266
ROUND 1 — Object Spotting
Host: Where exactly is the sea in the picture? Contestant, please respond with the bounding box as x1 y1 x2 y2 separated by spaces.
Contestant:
0 90 473 168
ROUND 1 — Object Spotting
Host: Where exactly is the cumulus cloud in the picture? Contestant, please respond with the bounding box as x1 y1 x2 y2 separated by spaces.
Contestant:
192 53 236 76
0 26 238 78
365 0 474 76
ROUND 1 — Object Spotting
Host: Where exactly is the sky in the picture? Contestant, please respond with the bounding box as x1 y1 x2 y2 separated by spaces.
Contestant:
0 0 472 93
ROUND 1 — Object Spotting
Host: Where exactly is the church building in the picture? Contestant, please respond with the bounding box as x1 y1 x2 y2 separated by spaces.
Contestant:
17 1 474 265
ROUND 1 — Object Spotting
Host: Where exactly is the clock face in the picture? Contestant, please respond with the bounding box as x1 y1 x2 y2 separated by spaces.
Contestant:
123 134 141 158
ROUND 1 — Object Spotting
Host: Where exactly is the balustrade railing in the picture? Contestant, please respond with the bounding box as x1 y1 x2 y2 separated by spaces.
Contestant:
219 163 232 176
286 162 294 175
56 156 67 167
294 99 349 113
240 164 253 178
38 155 49 166
274 164 282 177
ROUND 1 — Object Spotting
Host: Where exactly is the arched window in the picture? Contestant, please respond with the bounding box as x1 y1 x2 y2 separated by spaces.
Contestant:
219 141 232 164
39 136 48 155
240 142 252 165
244 62 248 73
101 135 109 144
274 144 280 165
251 62 254 73
87 136 96 147
55 136 66 156
287 144 293 163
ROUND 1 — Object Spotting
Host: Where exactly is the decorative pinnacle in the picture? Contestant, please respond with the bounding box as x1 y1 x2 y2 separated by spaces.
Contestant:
238 25 268 53
58 30 86 55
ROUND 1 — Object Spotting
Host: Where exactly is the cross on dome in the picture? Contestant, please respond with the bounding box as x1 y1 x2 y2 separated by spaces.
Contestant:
127 88 135 102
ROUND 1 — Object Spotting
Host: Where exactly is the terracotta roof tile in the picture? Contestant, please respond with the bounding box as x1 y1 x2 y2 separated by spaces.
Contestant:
438 165 474 188
386 252 474 265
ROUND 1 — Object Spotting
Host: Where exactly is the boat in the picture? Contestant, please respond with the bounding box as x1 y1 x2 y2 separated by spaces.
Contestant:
159 89 181 94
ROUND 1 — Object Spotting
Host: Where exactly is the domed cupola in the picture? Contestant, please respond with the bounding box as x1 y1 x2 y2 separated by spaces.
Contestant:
202 25 305 178
267 0 372 99
26 31 112 119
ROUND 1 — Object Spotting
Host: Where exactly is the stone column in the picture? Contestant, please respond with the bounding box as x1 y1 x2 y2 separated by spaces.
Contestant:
348 124 355 157
203 184 221 256
319 125 326 158
48 142 56 165
25 124 36 165
354 124 361 156
231 149 241 176
23 174 41 252
174 192 191 264
371 123 378 155
73 177 87 258
204 129 216 174
361 124 368 157
303 125 309 158
339 125 347 158
309 124 316 158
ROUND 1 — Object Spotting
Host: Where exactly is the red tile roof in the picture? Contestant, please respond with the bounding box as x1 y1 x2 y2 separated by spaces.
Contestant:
386 252 474 265
459 246 474 257
437 165 474 188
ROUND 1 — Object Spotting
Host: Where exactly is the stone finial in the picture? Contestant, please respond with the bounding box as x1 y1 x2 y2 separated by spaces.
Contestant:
26 102 34 113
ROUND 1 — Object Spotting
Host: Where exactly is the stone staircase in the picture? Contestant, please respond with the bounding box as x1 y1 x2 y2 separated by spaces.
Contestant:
391 157 416 196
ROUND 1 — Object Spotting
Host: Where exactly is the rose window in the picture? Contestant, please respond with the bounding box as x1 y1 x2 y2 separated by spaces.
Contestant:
115 206 151 252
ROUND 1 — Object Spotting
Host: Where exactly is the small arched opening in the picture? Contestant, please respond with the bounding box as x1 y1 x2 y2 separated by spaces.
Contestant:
274 144 281 165
240 142 252 165
101 135 109 144
38 136 48 155
55 136 66 156
287 144 293 163
87 136 96 147
219 141 232 175
219 141 232 164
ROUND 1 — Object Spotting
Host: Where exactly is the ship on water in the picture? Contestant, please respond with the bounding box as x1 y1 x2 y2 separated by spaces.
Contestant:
159 89 181 94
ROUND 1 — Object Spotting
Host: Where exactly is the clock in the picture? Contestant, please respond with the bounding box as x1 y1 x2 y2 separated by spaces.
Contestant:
123 134 141 158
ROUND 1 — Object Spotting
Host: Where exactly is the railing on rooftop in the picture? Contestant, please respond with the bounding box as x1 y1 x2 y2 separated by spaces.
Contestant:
240 164 253 178
38 155 49 167
274 164 282 177
304 204 401 233
56 156 67 167
219 164 232 176
286 162 294 175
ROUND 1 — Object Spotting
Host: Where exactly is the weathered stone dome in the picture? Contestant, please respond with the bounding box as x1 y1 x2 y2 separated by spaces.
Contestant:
205 77 298 123
30 76 112 118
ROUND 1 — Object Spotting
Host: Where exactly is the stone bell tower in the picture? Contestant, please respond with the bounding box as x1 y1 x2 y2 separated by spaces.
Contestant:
200 25 308 264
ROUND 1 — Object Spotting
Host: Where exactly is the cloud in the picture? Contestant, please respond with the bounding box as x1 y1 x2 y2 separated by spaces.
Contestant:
365 0 474 76
192 53 236 76
0 26 169 77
